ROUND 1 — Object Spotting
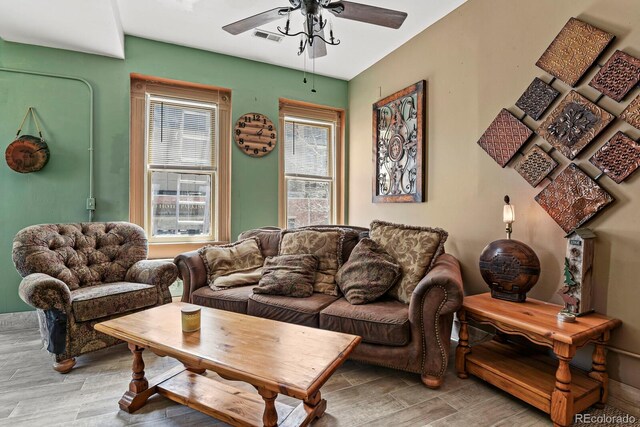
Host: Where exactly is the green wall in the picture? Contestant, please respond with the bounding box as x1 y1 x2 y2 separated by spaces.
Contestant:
0 36 348 313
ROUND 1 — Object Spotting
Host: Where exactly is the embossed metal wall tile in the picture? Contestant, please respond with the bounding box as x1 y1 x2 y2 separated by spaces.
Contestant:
535 163 614 233
589 50 640 102
537 91 614 160
589 131 640 184
536 18 614 87
515 78 560 120
621 94 640 129
477 109 533 168
515 145 558 187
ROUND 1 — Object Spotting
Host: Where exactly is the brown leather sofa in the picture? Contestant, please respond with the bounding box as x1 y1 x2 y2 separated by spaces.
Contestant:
174 225 464 388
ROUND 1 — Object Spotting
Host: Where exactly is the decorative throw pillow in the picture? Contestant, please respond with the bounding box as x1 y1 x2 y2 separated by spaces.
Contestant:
212 269 263 289
336 238 401 305
198 238 264 290
253 254 318 298
279 228 344 296
294 225 364 263
237 227 281 257
369 220 448 304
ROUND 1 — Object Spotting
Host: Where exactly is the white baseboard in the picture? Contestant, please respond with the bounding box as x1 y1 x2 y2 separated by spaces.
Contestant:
0 310 38 331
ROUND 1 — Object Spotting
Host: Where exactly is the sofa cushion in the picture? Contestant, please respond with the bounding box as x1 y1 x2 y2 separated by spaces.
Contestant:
253 255 317 298
248 293 339 328
336 238 401 305
71 282 157 322
191 285 254 314
279 228 344 296
370 220 448 304
319 297 410 346
198 238 264 289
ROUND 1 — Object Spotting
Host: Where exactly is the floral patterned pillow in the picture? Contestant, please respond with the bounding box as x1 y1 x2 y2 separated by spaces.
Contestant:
369 220 448 304
198 238 264 289
278 228 344 296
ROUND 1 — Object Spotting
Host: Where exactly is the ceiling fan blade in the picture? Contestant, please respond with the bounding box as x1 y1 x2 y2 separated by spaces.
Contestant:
308 22 328 59
327 1 407 29
222 7 290 35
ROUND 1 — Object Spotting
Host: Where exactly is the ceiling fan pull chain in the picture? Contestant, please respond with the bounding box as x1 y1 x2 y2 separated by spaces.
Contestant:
312 55 317 93
303 40 307 84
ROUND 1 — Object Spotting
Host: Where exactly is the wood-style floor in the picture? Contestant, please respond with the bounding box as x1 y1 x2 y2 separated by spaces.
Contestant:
0 328 626 427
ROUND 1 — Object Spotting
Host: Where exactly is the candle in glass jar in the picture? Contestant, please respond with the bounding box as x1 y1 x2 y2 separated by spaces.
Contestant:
181 306 201 332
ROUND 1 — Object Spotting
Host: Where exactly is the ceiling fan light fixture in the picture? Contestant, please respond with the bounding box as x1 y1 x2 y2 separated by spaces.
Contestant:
277 1 341 57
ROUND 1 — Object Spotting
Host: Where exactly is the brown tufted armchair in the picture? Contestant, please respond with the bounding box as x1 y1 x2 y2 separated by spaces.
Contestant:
12 222 178 373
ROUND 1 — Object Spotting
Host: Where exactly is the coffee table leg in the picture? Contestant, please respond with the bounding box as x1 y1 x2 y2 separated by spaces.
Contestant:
279 390 327 427
304 391 327 419
119 343 154 413
257 387 279 427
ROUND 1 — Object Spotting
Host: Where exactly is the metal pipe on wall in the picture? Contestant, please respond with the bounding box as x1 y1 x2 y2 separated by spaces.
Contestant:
0 67 96 221
608 345 640 361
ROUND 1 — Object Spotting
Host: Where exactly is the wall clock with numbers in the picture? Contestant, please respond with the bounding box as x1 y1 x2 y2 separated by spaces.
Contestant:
234 112 277 158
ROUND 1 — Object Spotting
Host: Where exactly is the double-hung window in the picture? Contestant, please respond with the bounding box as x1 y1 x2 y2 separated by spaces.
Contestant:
280 100 344 228
130 75 231 258
146 96 217 241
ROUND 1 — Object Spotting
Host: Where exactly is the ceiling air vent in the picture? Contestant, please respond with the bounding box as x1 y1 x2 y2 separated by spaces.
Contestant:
253 30 283 43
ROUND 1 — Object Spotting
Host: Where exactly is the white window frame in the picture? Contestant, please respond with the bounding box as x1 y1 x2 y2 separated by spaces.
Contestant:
144 94 219 243
282 116 337 227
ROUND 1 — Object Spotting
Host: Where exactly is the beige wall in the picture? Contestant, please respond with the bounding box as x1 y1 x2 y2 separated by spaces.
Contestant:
348 0 640 388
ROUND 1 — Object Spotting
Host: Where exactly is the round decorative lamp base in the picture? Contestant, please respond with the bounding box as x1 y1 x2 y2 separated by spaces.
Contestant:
479 239 541 302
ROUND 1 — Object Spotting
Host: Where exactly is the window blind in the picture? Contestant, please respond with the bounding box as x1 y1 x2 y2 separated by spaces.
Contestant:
284 121 331 177
279 100 341 124
148 96 217 170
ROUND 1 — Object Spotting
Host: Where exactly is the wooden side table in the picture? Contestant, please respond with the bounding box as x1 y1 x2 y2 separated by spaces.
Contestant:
456 293 621 427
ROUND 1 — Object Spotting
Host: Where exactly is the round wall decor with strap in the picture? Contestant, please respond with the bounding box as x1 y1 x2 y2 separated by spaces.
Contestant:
5 107 50 173
234 112 277 158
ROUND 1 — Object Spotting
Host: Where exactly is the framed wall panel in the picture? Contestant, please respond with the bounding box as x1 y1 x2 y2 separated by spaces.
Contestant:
372 81 426 203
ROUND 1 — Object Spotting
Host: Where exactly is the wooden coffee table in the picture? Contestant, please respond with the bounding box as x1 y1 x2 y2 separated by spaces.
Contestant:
95 302 361 427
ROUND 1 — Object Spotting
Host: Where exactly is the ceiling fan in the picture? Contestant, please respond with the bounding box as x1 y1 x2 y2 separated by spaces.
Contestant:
222 0 408 59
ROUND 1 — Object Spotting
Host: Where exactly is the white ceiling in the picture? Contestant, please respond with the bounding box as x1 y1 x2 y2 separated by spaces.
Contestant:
0 0 466 80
